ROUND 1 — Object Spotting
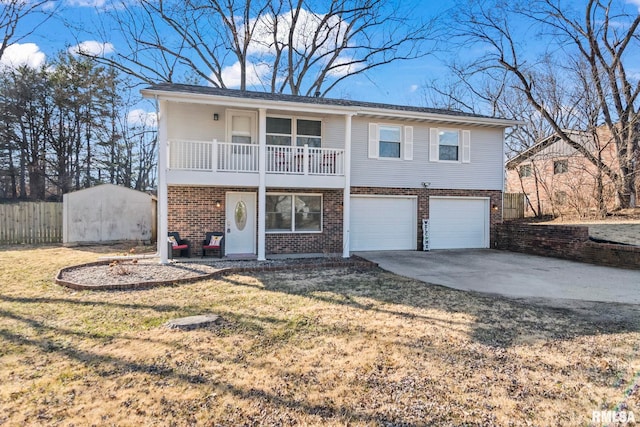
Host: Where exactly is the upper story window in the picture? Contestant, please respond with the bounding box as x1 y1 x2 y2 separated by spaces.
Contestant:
519 164 532 178
368 123 413 160
379 125 401 158
429 128 470 163
296 119 321 147
266 117 321 147
438 130 459 161
553 159 568 174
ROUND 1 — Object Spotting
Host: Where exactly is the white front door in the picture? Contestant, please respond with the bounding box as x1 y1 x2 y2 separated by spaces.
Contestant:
226 192 256 255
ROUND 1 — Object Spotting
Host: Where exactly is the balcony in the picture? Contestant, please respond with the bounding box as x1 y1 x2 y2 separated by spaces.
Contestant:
167 139 345 188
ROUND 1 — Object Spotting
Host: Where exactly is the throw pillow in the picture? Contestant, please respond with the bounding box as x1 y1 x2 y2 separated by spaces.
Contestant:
209 235 223 247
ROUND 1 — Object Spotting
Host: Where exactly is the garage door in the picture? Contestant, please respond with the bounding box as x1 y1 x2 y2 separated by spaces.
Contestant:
350 196 416 251
429 197 489 249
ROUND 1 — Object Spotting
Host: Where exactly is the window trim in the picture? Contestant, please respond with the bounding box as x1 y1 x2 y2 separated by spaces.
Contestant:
265 192 323 234
437 128 460 162
519 164 532 178
266 115 323 148
553 159 568 175
368 123 413 161
429 128 471 163
378 123 402 160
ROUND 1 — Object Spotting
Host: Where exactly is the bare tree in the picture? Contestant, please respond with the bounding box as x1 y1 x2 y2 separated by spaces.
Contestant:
81 0 436 96
0 1 54 61
444 0 639 209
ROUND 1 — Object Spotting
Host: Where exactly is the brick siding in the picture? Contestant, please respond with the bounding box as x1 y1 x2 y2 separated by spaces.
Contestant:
167 186 342 256
168 186 502 255
493 222 640 269
265 189 343 254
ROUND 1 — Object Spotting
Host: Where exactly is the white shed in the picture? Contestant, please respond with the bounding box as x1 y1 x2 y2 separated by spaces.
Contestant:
63 184 155 245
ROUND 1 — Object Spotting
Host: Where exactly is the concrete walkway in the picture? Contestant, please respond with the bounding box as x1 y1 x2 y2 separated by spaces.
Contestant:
356 249 640 304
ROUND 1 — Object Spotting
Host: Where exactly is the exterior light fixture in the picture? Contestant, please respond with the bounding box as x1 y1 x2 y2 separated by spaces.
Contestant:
215 200 221 208
213 113 219 121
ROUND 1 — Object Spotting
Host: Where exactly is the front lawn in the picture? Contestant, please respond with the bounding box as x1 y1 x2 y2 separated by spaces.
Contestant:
0 246 638 426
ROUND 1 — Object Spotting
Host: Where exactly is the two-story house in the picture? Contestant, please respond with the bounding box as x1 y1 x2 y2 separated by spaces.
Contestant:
505 127 631 217
141 83 516 263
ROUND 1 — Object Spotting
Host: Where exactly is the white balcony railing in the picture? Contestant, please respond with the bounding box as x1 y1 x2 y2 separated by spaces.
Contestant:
168 139 344 176
217 142 258 172
168 139 214 170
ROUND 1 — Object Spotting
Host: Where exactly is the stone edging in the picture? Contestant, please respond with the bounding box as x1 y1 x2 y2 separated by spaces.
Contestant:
55 256 379 291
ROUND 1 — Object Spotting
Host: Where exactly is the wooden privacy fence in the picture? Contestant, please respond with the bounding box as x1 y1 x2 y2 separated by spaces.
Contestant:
0 202 63 244
503 193 525 220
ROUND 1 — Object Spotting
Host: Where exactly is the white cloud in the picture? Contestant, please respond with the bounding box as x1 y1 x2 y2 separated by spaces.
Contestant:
65 0 135 11
326 54 363 77
219 61 271 88
66 0 108 6
627 0 640 10
241 8 349 58
127 109 157 128
409 84 419 93
68 40 115 56
0 43 46 69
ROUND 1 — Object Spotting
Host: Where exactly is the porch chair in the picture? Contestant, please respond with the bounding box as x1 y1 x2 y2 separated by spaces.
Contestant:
168 232 191 258
202 232 225 258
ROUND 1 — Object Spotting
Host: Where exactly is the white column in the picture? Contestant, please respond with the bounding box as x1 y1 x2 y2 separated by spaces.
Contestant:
257 108 267 260
342 113 353 258
157 99 169 264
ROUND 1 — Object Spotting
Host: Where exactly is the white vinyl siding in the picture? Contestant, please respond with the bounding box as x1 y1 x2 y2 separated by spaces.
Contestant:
352 118 504 190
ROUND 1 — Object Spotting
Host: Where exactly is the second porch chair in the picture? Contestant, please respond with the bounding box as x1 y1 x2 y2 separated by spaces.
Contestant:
202 232 225 258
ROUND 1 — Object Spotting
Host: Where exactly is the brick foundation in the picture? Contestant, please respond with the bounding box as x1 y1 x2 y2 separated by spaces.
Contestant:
493 223 640 269
168 186 503 255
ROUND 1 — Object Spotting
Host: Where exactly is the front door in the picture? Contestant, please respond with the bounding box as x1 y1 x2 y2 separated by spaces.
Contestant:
225 192 256 255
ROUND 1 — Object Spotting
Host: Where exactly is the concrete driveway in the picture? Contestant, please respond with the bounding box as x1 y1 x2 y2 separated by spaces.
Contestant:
356 249 640 304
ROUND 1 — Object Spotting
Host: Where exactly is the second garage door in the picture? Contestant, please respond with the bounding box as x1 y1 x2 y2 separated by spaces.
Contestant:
429 197 489 249
350 196 416 251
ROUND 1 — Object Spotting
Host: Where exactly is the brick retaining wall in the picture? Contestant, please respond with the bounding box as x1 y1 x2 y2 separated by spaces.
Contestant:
493 223 640 269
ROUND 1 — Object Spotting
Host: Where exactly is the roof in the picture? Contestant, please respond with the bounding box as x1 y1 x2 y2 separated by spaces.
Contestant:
141 83 520 128
505 129 592 168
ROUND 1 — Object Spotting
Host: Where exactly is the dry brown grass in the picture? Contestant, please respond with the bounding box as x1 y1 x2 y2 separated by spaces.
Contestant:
0 245 639 426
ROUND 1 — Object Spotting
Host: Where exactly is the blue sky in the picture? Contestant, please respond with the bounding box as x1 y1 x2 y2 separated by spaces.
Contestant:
6 0 458 106
4 0 640 115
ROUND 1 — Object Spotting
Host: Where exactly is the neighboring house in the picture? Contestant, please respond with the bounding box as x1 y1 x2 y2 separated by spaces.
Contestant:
63 184 156 245
505 127 631 217
141 83 517 262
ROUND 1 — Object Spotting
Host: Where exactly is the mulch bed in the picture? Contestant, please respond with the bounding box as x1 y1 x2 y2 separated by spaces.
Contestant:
55 256 377 291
